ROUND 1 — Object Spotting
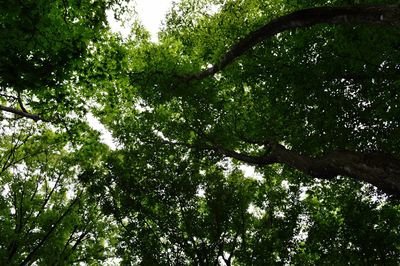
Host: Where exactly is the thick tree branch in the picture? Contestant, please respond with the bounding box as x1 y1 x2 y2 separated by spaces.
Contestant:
148 138 400 196
215 142 400 197
185 4 400 81
0 105 45 122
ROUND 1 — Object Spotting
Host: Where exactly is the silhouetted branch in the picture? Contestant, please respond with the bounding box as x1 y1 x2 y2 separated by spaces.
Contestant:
184 4 400 81
0 105 46 122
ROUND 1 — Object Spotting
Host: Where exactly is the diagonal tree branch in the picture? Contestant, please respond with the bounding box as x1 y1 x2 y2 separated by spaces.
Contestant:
146 137 400 196
16 92 27 113
221 142 400 196
0 105 46 122
20 192 82 265
184 4 400 81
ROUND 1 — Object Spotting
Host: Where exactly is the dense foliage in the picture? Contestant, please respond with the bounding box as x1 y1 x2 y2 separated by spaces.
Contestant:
1 0 399 264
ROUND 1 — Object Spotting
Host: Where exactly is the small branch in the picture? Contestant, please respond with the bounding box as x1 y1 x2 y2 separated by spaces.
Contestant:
17 92 27 113
20 192 82 265
64 226 90 262
60 225 78 259
211 143 276 165
36 173 63 218
0 133 31 175
0 93 18 101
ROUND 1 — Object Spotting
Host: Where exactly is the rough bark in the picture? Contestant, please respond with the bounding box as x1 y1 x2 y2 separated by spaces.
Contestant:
185 4 400 81
153 139 400 196
213 143 400 196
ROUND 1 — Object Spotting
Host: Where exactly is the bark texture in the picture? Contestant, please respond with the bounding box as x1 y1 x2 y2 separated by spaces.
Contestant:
185 4 400 81
155 137 400 195
213 143 400 196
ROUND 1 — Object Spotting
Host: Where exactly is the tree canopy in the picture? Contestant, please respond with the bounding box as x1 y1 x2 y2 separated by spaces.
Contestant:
1 0 400 264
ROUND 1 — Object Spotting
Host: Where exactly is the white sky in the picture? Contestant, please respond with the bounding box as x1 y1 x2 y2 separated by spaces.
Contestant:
107 0 177 41
136 0 176 39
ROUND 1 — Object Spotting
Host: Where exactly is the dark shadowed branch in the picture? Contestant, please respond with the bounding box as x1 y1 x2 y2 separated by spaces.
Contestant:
184 4 400 81
0 105 46 122
146 137 400 196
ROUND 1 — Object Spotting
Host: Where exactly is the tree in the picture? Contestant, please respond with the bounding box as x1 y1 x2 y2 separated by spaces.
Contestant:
2 0 400 264
121 0 400 195
0 119 116 265
0 1 121 264
110 0 400 195
82 0 400 263
0 0 126 122
176 2 400 195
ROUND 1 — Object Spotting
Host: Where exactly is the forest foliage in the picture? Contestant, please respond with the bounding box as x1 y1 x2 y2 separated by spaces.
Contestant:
0 0 399 264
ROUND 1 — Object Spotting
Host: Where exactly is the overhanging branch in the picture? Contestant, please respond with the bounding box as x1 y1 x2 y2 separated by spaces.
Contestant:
148 138 400 196
184 4 400 81
0 105 47 122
